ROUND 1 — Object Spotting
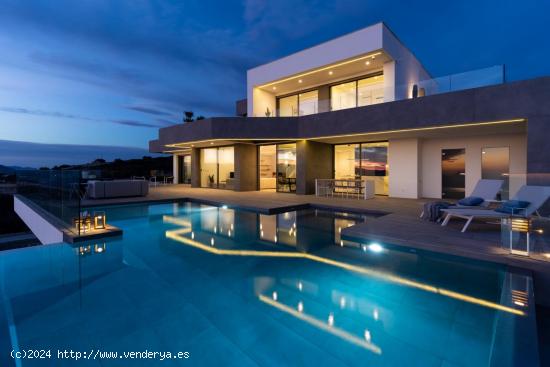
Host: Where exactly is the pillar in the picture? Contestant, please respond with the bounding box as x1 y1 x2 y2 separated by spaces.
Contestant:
296 140 333 195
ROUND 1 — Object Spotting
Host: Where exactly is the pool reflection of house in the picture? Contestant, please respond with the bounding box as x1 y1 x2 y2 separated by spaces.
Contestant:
150 22 550 200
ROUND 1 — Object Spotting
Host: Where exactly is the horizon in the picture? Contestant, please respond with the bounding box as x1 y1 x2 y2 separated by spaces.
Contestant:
1 1 549 166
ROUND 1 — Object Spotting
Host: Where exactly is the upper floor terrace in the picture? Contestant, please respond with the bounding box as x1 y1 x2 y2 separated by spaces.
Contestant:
246 22 504 118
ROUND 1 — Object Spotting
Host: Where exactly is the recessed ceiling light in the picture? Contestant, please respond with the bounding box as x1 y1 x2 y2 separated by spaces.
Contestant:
210 142 214 145
328 71 333 75
272 86 277 90
371 55 375 59
298 79 303 83
191 144 194 147
365 61 370 65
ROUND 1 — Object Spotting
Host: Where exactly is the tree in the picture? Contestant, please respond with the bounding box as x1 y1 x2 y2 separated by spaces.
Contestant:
183 111 194 122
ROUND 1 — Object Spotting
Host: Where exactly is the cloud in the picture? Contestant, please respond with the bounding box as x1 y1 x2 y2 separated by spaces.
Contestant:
0 106 99 121
123 105 172 116
110 119 164 128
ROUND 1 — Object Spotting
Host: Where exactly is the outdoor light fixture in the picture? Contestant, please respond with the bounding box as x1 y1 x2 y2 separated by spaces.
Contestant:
74 213 92 234
93 211 106 230
501 217 532 256
368 243 383 253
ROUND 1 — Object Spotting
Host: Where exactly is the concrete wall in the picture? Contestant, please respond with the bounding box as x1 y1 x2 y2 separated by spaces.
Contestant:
420 133 527 199
191 148 200 188
234 143 258 191
388 138 421 198
14 196 64 245
172 155 179 184
296 140 333 195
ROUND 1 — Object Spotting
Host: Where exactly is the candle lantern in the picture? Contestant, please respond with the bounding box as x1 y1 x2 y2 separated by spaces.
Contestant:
94 211 106 229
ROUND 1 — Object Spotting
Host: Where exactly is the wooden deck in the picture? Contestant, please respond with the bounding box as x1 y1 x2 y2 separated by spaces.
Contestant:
82 184 550 272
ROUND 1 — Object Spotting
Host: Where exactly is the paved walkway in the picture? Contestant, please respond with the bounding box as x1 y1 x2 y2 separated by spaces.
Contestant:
82 185 550 272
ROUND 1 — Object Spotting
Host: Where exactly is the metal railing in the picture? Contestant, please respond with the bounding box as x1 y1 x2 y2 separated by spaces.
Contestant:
315 179 375 199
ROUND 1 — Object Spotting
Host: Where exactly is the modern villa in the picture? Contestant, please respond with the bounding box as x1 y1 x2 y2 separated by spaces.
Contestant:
150 22 550 201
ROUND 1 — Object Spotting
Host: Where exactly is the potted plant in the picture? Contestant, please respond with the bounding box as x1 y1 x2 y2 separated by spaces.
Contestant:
208 174 215 187
265 107 271 117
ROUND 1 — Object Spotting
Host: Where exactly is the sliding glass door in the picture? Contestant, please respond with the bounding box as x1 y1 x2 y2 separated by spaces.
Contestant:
200 147 235 189
276 143 296 193
334 142 388 195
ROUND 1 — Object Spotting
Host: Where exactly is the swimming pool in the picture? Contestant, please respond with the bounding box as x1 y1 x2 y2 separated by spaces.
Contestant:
0 202 539 366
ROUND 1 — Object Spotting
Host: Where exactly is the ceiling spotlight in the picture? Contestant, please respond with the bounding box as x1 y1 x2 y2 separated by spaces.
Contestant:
210 142 214 145
328 71 333 75
365 61 370 65
371 55 375 59
298 79 303 83
272 86 277 90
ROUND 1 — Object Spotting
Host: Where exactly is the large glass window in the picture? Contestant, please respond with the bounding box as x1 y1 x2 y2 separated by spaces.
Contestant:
259 145 277 190
482 147 509 200
334 142 388 195
331 81 357 111
180 155 191 184
200 147 234 189
298 90 318 116
358 75 384 106
277 143 296 192
278 95 298 117
334 144 359 179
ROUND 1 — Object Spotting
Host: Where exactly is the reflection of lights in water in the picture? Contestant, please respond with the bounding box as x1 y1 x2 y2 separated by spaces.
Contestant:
368 243 383 253
362 245 367 252
272 291 278 301
191 232 194 239
164 222 526 316
284 212 290 219
340 297 346 309
210 238 215 246
298 281 303 291
364 330 371 342
289 229 293 235
260 230 264 237
274 235 278 243
297 301 304 313
260 224 263 230
222 205 228 209
514 301 525 307
373 309 379 320
293 222 296 228
214 226 217 234
338 227 342 233
328 312 334 326
230 224 234 230
94 244 106 253
228 230 231 236
340 240 344 247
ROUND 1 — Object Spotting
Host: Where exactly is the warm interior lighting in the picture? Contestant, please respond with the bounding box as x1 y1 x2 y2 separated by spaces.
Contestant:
93 211 106 230
298 79 303 83
328 71 333 75
164 220 525 316
365 61 370 65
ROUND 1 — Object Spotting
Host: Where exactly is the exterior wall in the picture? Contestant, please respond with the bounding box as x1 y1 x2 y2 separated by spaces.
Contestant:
234 144 258 191
172 155 179 184
296 140 333 195
14 196 64 245
382 26 430 100
388 138 421 198
420 133 527 198
191 148 200 188
383 60 396 102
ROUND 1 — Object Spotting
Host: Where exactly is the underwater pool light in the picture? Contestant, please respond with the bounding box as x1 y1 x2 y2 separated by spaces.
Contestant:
368 243 383 253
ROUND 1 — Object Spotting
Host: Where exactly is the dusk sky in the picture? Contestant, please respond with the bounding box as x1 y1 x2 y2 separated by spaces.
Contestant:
1 0 549 165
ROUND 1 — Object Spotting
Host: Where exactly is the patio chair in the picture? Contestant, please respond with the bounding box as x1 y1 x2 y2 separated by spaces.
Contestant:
440 185 550 232
420 179 504 218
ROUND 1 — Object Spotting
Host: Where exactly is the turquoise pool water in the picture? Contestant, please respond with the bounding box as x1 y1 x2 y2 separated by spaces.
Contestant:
0 202 539 366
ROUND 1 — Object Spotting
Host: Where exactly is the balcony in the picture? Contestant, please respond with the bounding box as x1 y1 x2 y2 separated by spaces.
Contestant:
254 65 505 118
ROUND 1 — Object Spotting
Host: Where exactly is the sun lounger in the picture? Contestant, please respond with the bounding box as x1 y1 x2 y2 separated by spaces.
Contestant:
441 185 550 232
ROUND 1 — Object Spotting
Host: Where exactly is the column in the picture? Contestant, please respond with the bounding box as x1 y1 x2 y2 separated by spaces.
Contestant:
296 140 333 195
